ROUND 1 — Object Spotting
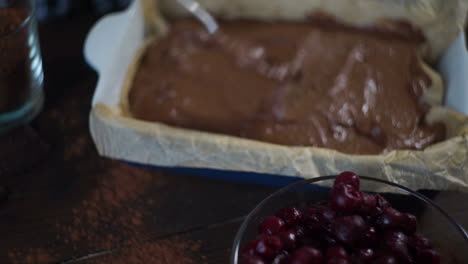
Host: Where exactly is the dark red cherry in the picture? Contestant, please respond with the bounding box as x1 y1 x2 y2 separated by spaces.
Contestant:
334 171 360 189
303 206 336 231
289 226 307 240
259 216 286 235
322 232 339 247
408 234 432 251
303 207 324 231
276 207 303 227
240 254 266 264
352 248 375 264
416 249 440 264
375 208 405 230
385 230 408 243
360 226 379 247
385 238 409 256
383 231 410 263
300 237 323 248
331 215 367 245
375 195 390 211
318 205 337 223
402 213 417 235
279 231 297 251
288 247 323 264
272 252 289 264
359 193 377 216
372 254 398 264
330 184 362 214
241 240 257 256
326 246 349 260
253 235 284 260
327 258 350 264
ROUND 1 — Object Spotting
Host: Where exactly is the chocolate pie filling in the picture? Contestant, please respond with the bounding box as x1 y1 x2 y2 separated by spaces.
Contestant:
129 19 445 154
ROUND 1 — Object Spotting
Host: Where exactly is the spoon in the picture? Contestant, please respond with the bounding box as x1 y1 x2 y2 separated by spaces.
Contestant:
175 0 219 34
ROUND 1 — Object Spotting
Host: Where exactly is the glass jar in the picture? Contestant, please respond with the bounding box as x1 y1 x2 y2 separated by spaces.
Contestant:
0 0 44 132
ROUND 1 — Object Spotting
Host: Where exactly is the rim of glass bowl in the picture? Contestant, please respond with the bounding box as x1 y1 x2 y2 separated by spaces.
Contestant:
230 175 468 264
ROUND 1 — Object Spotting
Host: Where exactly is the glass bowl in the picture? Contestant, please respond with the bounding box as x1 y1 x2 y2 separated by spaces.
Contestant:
231 176 468 264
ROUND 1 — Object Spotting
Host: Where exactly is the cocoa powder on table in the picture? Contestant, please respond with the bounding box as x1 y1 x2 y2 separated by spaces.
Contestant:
64 134 88 160
8 163 202 264
8 248 56 264
86 237 201 264
57 163 158 251
0 8 31 113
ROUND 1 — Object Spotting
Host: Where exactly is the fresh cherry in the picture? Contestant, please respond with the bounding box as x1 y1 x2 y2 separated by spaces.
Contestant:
408 234 431 251
253 235 284 260
402 213 417 235
360 226 379 248
385 230 408 243
289 226 307 240
318 205 337 222
334 171 360 189
287 247 323 264
303 207 324 231
352 248 375 263
331 215 367 245
272 252 289 264
322 232 339 247
330 184 362 214
300 237 323 248
416 249 440 264
276 207 303 227
259 216 286 235
241 240 257 256
375 195 390 211
240 254 266 264
279 231 297 251
326 246 349 260
372 254 398 264
327 258 350 264
383 231 410 262
359 193 377 216
375 207 405 230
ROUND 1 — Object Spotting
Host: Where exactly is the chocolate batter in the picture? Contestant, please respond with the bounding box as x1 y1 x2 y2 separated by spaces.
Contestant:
129 19 445 154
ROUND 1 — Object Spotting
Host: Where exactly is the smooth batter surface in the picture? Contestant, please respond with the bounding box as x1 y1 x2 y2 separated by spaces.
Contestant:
129 19 445 154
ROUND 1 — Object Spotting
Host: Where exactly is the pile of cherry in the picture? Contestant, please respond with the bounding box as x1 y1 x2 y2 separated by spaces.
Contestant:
240 172 440 264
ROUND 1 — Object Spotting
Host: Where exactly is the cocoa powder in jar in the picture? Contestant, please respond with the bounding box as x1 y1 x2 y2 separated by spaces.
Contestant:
0 8 31 113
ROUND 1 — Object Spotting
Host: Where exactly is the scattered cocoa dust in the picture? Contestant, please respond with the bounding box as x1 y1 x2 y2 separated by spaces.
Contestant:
8 248 56 264
8 162 201 263
48 108 80 128
86 237 201 264
55 163 158 250
64 134 88 160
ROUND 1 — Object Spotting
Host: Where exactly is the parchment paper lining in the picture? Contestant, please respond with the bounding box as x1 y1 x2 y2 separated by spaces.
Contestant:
90 0 468 191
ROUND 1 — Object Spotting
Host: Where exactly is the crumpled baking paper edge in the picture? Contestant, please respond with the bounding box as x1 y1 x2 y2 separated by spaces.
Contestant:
90 102 468 192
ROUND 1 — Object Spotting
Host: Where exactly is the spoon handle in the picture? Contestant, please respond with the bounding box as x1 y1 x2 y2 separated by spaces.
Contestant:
175 0 219 34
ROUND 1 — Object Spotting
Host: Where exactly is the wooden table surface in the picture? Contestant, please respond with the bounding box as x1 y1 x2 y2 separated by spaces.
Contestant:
0 13 467 264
